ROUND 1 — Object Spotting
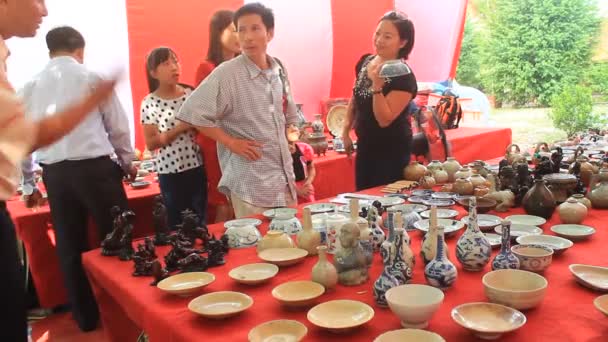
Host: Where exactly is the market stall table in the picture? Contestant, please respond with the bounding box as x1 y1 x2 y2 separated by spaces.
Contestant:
83 187 607 342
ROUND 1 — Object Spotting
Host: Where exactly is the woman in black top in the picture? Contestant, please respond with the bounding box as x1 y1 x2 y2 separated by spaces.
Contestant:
342 11 417 190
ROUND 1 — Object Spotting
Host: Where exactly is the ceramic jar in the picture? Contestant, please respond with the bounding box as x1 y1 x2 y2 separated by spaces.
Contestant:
333 222 369 286
311 245 338 290
522 179 557 219
455 167 472 180
427 160 443 174
589 168 608 209
419 175 436 189
269 211 303 235
469 174 487 188
296 208 322 255
403 161 427 181
325 212 350 254
576 156 597 187
443 157 462 182
453 177 474 196
424 226 457 290
568 194 592 210
557 198 588 224
311 114 325 134
433 168 449 184
455 197 491 272
257 231 294 253
491 221 520 271
224 223 262 249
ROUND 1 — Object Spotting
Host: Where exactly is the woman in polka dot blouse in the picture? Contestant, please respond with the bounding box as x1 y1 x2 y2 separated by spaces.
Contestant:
141 47 206 228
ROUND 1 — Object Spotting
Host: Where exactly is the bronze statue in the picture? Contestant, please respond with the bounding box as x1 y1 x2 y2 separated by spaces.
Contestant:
205 234 227 267
101 206 125 256
178 253 209 272
177 210 210 245
118 210 136 261
152 195 170 245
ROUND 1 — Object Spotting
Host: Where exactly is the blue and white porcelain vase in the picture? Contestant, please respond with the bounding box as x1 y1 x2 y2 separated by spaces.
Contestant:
424 226 458 290
491 220 521 270
368 206 386 252
455 197 491 271
394 211 415 269
421 206 449 265
373 222 411 306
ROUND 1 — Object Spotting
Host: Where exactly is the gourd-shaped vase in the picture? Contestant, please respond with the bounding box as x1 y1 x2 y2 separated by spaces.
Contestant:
421 206 449 265
424 226 457 290
311 245 338 290
373 219 412 306
296 208 322 255
394 211 415 270
491 220 520 271
455 197 491 272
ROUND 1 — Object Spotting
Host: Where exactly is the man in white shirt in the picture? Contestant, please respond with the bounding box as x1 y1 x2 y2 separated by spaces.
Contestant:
0 1 120 341
19 26 135 332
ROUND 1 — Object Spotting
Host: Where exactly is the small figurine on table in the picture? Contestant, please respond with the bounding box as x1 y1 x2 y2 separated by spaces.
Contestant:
533 157 553 180
150 260 169 286
101 206 125 256
205 235 227 267
118 210 136 261
152 195 171 245
178 253 209 272
144 237 157 259
551 147 564 173
177 210 210 245
132 242 155 277
164 234 203 272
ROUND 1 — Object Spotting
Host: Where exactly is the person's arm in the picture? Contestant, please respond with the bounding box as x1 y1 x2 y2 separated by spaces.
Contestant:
276 58 299 126
31 78 118 151
342 97 356 138
98 81 134 174
142 123 190 150
20 154 37 195
367 63 413 128
305 160 316 185
177 72 262 161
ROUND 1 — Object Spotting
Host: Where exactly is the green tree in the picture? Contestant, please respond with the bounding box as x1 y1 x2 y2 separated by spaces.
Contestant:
549 84 602 137
481 0 600 106
456 16 483 89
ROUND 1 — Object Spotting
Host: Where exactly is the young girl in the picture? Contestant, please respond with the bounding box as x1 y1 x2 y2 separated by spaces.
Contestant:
195 9 240 222
141 47 206 228
287 125 316 203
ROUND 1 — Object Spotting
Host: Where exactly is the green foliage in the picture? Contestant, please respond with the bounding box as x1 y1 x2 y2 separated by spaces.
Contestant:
549 85 603 137
583 61 608 96
480 0 601 106
456 16 483 89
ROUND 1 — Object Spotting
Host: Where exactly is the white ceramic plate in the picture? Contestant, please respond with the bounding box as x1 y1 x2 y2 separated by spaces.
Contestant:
408 196 430 204
420 209 459 219
224 218 262 229
569 264 608 291
484 233 502 248
326 105 347 137
391 204 428 213
422 199 455 207
495 224 543 238
263 208 298 219
551 224 596 240
461 214 502 229
304 203 337 214
431 192 456 200
516 235 573 255
413 219 465 236
377 197 405 207
505 215 547 226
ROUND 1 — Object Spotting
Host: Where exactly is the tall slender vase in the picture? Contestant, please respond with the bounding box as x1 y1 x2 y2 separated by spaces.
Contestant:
368 206 386 252
424 226 457 290
421 206 448 265
352 200 373 268
455 197 491 271
491 220 520 270
394 211 415 270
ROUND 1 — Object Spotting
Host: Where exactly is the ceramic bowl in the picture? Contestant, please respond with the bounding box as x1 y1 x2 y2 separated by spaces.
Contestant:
516 235 573 255
451 302 526 340
569 264 608 291
391 204 428 213
263 208 298 219
456 197 497 214
420 209 459 219
228 263 279 285
594 295 608 316
224 218 262 229
307 300 374 333
482 269 548 310
269 211 303 235
413 219 465 237
224 223 262 249
385 284 445 329
304 203 336 214
272 281 325 307
258 248 308 266
157 272 215 297
550 224 596 241
374 329 445 342
248 319 308 342
495 224 543 240
511 244 553 273
188 291 253 319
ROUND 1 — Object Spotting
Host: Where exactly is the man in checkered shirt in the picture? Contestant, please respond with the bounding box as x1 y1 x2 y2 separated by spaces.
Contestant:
178 3 299 218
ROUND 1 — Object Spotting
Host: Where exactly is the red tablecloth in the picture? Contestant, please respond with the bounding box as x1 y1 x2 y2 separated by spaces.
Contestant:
83 188 608 342
434 127 512 163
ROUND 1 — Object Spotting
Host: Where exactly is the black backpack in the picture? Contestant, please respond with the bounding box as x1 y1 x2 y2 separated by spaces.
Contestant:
435 90 462 129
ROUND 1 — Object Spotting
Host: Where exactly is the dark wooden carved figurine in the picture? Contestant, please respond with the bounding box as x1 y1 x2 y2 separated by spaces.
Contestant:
101 206 125 256
150 260 169 286
152 195 171 245
178 253 209 272
118 210 136 261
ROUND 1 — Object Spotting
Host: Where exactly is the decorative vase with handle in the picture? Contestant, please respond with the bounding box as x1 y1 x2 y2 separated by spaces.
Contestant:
455 197 491 272
296 208 322 255
424 226 457 290
491 220 520 271
311 245 338 290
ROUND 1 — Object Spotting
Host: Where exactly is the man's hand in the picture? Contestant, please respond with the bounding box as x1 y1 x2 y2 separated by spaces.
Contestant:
226 137 263 161
126 165 137 182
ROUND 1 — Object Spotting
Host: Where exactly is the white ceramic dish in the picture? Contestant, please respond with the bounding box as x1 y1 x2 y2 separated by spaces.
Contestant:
413 219 465 237
451 302 526 340
495 224 543 239
516 235 573 255
420 209 459 219
461 214 502 230
569 264 608 291
224 218 262 229
505 215 547 226
551 224 596 240
304 203 337 214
